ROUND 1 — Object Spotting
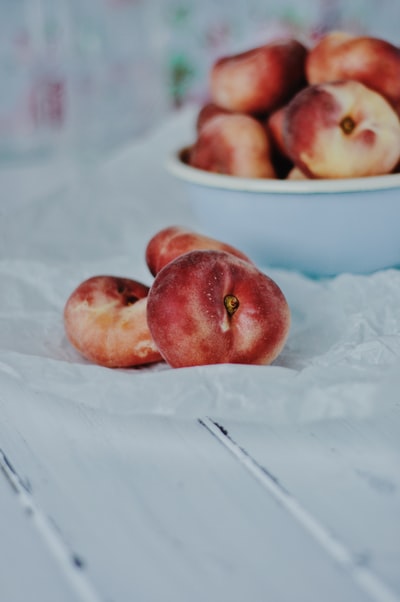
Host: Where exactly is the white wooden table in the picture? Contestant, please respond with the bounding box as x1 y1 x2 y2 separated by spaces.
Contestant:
1 395 399 602
1 108 399 602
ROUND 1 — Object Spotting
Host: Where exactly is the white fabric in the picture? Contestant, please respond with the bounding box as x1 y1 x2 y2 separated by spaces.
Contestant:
1 106 399 424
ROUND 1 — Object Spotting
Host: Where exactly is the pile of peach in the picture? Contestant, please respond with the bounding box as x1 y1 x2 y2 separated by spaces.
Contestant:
188 31 400 180
64 226 291 369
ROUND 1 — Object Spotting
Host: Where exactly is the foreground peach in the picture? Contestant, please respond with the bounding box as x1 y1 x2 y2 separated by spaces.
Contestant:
210 38 307 114
306 31 400 114
145 225 253 276
189 113 276 178
147 250 291 368
64 276 163 368
283 80 400 178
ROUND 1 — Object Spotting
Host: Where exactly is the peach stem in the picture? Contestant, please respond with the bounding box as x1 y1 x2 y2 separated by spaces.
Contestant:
340 116 356 135
224 294 240 316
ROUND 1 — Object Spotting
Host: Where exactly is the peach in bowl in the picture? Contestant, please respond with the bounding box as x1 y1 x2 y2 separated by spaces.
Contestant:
166 148 400 278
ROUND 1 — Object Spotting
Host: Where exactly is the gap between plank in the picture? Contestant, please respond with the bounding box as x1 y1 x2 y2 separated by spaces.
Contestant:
0 448 103 602
199 417 400 602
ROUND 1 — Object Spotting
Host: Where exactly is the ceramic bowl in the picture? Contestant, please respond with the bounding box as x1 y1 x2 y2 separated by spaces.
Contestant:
166 147 400 278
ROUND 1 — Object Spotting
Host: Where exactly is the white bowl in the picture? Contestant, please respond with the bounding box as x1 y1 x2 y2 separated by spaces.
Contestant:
166 147 400 278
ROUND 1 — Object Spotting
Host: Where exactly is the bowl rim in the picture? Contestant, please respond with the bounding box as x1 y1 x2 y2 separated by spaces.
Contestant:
166 146 400 195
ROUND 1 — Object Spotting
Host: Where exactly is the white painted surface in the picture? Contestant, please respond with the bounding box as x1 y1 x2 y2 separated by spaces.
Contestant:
0 455 83 602
0 396 386 602
202 415 400 602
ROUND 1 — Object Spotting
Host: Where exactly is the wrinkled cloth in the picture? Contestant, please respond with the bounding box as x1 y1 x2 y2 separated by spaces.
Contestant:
1 106 399 424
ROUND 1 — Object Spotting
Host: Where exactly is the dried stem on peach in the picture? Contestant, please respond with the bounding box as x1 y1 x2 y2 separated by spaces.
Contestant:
224 294 240 316
340 115 356 134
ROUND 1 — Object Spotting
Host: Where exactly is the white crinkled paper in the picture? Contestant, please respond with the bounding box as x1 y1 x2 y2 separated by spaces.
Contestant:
1 106 399 424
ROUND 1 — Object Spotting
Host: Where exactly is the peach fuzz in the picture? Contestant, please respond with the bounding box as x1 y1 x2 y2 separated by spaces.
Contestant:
145 225 253 277
283 80 400 179
189 113 276 178
210 38 307 114
64 275 163 368
146 250 291 368
306 31 400 114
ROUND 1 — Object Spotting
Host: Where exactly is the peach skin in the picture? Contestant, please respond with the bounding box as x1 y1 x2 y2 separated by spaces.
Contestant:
189 113 277 178
306 31 400 114
210 38 307 114
147 250 291 368
64 275 163 368
283 80 400 179
145 225 253 276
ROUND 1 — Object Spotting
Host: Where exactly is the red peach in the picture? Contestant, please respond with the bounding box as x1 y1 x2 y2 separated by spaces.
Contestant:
145 225 253 276
147 250 291 368
210 38 308 114
64 275 163 368
286 166 308 180
306 31 400 114
266 106 294 178
196 102 232 132
266 106 288 157
189 113 276 178
283 80 400 179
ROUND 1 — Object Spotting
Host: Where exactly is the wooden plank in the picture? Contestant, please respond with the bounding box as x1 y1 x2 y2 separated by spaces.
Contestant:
0 388 374 602
210 405 400 601
0 454 89 602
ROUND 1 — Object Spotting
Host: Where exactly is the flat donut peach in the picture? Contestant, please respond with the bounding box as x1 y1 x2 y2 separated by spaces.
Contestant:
145 225 253 277
64 275 163 368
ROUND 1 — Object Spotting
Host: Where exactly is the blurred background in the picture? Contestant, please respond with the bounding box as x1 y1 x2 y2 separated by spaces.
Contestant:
1 0 399 162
